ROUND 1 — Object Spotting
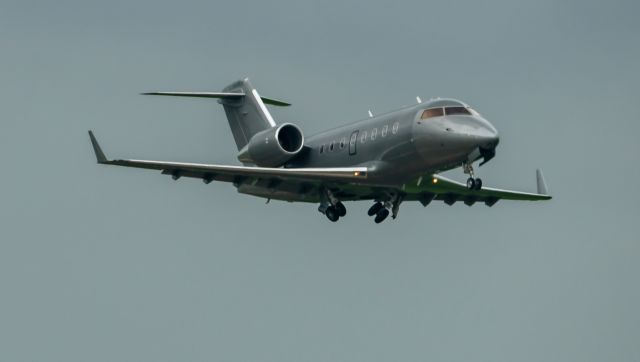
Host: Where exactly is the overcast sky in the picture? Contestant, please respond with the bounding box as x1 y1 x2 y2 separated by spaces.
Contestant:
1 0 639 361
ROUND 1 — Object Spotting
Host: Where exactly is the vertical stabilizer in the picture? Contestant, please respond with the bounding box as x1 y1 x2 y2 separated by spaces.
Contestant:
220 78 276 150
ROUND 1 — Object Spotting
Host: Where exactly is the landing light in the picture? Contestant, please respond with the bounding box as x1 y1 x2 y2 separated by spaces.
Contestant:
432 178 438 184
354 171 360 176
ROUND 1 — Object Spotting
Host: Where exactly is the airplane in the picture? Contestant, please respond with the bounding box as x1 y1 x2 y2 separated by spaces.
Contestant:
89 78 551 223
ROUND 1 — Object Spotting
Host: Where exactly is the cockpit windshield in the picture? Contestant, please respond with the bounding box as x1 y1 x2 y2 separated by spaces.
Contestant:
421 108 444 119
421 105 476 120
445 107 472 116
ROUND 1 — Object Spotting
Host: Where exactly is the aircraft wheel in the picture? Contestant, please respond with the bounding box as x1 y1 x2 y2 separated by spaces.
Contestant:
474 178 482 190
325 206 340 222
335 201 347 217
374 208 390 224
368 202 383 216
466 177 476 190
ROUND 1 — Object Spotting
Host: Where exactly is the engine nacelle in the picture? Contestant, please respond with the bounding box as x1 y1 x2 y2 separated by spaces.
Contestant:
237 123 304 167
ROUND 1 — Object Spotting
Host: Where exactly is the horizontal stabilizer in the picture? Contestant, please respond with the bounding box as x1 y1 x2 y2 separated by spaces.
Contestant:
141 91 291 106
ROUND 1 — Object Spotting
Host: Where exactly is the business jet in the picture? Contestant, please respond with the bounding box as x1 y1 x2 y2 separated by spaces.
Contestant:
89 78 550 223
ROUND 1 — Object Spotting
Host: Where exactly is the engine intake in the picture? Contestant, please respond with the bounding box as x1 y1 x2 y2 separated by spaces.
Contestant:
237 123 304 167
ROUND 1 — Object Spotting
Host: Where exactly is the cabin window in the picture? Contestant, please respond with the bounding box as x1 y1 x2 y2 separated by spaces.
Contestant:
445 107 472 116
360 130 367 143
340 137 346 149
421 108 444 119
329 142 334 151
371 128 377 141
381 125 388 137
319 144 324 153
392 122 399 134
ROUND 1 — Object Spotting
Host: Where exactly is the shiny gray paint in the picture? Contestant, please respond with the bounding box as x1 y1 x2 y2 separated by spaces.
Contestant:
284 98 498 186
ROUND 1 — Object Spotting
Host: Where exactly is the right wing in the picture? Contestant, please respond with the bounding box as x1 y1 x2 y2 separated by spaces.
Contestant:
403 172 551 207
88 131 366 184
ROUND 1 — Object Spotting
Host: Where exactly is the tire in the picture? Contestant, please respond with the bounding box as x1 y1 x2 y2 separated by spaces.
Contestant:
335 202 347 217
466 177 475 190
474 178 482 190
368 202 383 216
374 208 390 224
325 206 339 222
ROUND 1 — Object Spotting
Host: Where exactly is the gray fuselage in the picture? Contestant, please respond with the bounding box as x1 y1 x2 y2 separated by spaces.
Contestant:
286 98 499 186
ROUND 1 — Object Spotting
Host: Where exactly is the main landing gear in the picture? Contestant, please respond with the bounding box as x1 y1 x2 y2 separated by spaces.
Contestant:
324 201 347 222
368 202 388 223
318 188 347 222
463 162 483 190
367 193 403 224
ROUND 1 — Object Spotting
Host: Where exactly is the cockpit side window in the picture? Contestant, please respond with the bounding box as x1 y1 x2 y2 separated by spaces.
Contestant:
445 107 472 116
421 108 444 119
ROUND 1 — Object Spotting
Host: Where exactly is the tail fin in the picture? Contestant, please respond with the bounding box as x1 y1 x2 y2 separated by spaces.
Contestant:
143 78 290 150
221 78 277 149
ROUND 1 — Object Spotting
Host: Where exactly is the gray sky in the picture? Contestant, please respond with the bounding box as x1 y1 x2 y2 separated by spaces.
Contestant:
1 0 639 361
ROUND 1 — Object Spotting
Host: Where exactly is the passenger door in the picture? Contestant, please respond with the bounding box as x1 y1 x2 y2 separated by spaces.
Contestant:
349 130 358 155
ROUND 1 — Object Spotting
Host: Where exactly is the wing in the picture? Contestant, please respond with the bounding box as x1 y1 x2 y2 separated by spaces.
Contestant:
403 173 551 207
89 131 366 186
89 131 550 206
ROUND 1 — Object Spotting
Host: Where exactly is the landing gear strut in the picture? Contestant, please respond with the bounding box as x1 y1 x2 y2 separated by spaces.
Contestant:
463 162 482 190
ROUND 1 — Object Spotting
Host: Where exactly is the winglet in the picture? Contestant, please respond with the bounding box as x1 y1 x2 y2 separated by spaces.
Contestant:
88 130 108 163
536 169 549 195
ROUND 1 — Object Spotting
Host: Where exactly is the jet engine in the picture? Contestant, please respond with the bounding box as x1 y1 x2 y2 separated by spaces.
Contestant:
237 123 304 167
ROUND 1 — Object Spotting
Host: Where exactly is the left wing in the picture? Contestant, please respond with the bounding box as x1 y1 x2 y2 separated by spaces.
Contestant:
88 131 367 184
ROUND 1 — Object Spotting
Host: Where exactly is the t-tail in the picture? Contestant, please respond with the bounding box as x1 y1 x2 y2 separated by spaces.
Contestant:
142 78 290 150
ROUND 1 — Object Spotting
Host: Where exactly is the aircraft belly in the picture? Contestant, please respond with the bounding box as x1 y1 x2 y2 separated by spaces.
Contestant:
236 183 320 203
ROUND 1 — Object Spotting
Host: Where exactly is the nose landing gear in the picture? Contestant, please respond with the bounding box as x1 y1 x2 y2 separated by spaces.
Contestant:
463 162 483 190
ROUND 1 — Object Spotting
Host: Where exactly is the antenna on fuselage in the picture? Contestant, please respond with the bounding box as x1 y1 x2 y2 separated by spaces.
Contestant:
368 110 373 118
416 96 422 104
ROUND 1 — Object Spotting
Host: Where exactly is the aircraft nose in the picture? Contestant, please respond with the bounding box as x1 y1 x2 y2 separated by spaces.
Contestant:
475 124 499 150
411 115 499 163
